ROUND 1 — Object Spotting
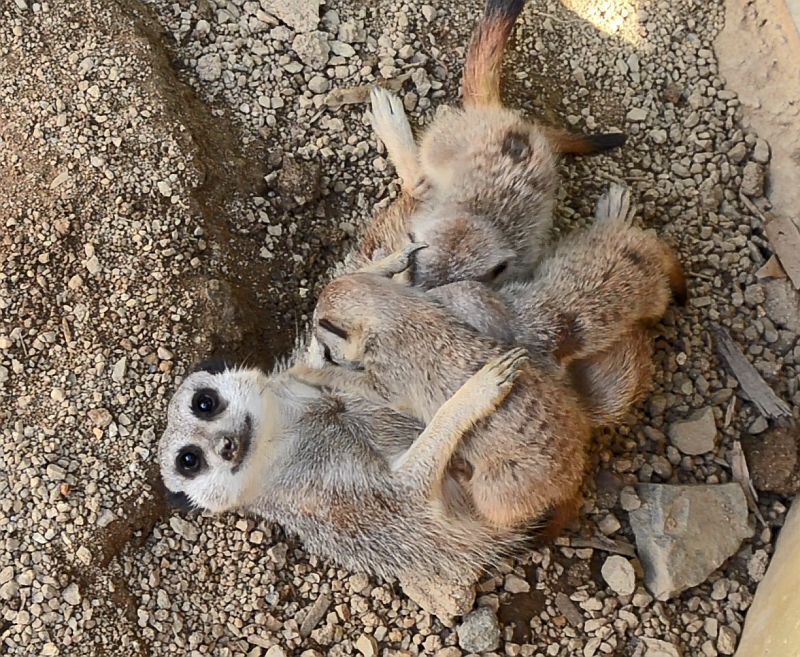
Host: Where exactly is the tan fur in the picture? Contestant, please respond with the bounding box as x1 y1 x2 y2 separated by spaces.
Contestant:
297 274 594 530
567 328 654 426
363 0 625 288
404 218 685 427
158 360 531 587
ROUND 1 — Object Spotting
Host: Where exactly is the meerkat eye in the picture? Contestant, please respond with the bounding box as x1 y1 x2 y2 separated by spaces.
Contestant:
176 446 205 476
323 343 336 365
318 318 348 340
191 388 222 418
490 262 508 279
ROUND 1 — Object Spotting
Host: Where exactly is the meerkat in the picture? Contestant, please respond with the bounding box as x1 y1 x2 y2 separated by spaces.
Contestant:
344 0 625 281
418 184 686 426
294 250 595 530
158 349 531 585
362 0 626 288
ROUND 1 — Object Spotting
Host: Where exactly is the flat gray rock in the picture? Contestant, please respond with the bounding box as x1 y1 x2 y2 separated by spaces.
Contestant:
668 407 717 455
630 484 753 600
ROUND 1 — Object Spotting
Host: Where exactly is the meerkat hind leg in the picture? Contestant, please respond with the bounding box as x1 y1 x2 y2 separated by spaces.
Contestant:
594 182 634 226
370 87 425 195
392 347 528 492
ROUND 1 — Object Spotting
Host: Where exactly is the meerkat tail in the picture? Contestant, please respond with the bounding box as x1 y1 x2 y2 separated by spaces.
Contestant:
546 129 627 155
462 0 526 107
663 244 689 306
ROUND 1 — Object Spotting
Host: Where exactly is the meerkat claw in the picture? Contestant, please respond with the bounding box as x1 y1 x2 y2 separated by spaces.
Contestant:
361 242 428 277
410 175 433 200
595 183 634 226
456 347 528 412
484 347 529 389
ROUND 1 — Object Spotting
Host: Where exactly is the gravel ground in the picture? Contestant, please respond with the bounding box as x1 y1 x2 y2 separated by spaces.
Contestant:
2 0 799 655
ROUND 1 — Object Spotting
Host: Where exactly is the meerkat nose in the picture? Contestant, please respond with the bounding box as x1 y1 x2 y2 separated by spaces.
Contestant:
219 416 253 471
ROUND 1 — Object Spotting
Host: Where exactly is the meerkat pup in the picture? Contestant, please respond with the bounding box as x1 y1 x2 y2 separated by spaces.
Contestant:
422 184 686 425
365 0 626 287
158 350 530 585
295 250 595 531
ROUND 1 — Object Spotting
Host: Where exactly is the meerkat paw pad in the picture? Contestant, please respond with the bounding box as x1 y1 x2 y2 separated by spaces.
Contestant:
471 347 528 401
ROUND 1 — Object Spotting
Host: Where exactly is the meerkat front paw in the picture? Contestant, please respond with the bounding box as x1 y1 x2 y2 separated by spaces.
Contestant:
360 242 428 277
410 175 433 200
459 347 528 413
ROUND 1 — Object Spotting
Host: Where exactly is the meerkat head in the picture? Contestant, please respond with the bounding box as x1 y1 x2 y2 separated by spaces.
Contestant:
410 212 516 288
311 276 383 369
158 360 273 513
312 273 430 369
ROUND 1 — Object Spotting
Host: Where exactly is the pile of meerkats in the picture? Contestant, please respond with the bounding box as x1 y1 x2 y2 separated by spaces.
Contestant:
158 0 686 589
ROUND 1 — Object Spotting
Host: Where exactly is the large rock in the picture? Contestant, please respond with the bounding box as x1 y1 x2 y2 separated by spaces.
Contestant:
601 555 636 595
399 574 475 627
736 499 800 656
629 484 753 600
291 31 330 70
457 607 501 653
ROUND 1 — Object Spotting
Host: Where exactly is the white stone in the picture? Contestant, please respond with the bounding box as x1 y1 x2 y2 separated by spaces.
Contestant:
197 53 222 81
601 555 636 595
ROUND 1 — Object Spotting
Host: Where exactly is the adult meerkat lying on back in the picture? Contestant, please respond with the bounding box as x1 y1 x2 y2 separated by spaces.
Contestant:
158 350 528 585
365 0 626 287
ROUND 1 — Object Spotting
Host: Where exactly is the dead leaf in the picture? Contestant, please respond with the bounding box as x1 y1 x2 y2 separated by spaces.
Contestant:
569 534 637 557
325 74 411 109
724 395 737 428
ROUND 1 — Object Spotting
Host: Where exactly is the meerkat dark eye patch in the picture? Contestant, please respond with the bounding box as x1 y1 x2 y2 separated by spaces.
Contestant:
165 489 196 511
191 388 226 419
322 343 337 365
318 318 349 340
489 261 508 279
176 445 206 478
501 130 531 162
